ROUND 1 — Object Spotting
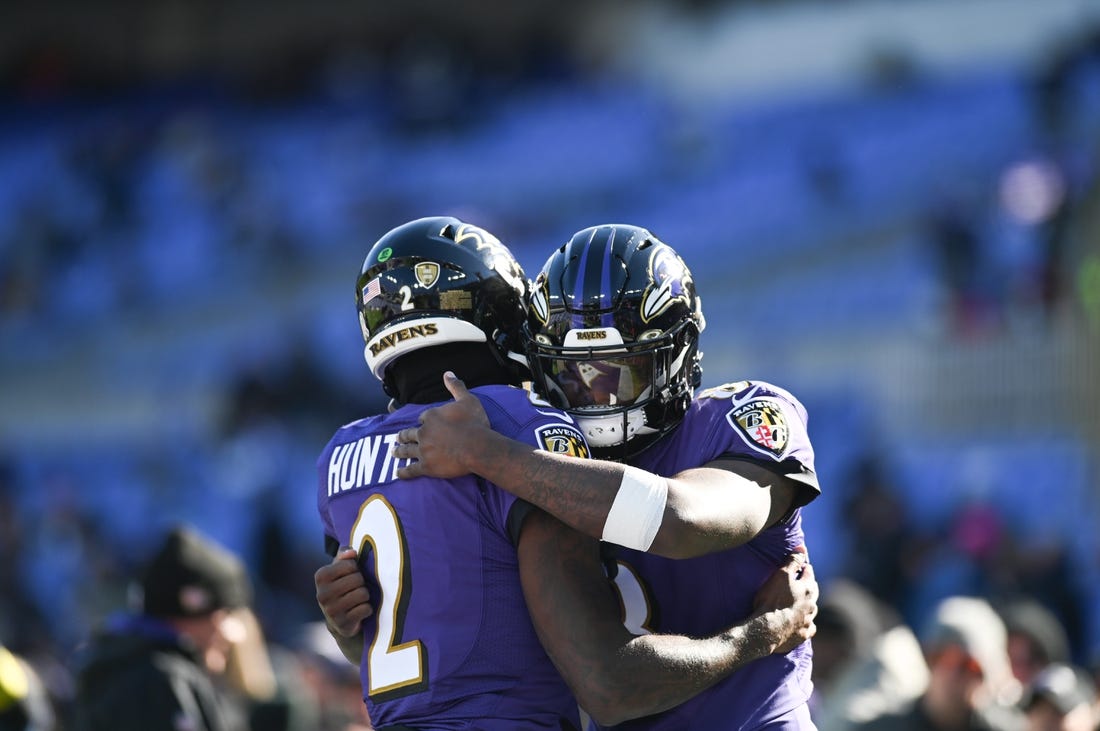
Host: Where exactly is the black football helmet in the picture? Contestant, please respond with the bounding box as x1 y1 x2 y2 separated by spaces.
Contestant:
355 217 529 389
525 224 705 459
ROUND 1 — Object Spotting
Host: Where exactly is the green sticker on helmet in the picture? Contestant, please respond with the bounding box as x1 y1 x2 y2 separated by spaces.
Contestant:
378 247 393 262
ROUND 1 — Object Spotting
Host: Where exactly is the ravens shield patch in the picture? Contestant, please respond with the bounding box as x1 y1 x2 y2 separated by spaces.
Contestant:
535 424 589 458
726 398 790 459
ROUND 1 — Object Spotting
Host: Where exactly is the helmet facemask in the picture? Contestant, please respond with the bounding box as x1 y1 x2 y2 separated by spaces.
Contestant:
527 318 701 460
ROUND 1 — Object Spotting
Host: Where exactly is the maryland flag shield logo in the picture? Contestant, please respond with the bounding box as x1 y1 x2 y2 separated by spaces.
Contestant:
535 424 589 458
726 398 790 459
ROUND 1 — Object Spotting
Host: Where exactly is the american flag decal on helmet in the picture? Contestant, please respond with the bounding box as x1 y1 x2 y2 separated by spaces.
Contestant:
362 277 382 305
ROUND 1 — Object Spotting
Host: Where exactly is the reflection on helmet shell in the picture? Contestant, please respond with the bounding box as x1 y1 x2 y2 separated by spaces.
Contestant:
547 353 656 409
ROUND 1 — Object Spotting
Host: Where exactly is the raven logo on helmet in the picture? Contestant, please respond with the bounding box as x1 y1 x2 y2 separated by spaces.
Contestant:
530 276 550 325
640 247 692 323
453 224 500 252
455 224 526 293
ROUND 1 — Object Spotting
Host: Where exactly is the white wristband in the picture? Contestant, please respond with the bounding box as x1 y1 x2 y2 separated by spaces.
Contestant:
601 465 668 551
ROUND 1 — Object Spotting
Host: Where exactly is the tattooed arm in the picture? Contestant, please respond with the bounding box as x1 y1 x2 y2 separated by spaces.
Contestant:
395 372 798 559
516 508 817 725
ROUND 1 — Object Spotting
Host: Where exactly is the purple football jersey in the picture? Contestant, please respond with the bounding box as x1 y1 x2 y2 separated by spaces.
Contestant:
596 381 821 731
317 384 588 730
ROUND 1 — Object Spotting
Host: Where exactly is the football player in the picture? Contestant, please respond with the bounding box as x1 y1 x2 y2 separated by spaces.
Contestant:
394 223 822 730
316 217 818 730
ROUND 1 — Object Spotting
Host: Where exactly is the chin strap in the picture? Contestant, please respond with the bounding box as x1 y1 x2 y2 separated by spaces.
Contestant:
380 367 399 399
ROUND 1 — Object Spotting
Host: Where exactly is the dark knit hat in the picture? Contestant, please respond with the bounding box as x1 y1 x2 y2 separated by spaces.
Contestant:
140 525 252 617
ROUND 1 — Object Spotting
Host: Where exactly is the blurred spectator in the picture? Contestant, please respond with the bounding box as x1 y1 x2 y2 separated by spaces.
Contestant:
293 623 372 731
811 579 928 731
1001 599 1072 688
926 193 991 336
990 156 1071 326
850 596 1025 731
0 644 57 731
0 459 36 645
1019 663 1098 731
839 456 915 610
813 580 889 702
801 136 849 207
1032 25 1100 146
1001 542 1087 663
69 524 275 731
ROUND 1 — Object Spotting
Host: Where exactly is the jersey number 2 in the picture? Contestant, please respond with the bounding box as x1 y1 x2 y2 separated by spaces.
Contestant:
349 494 428 699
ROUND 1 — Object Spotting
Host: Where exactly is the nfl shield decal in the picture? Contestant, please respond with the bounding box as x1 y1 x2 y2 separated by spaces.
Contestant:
535 424 589 458
727 398 790 459
414 261 440 289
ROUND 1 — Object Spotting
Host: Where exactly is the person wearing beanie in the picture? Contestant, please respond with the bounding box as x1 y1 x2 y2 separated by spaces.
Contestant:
809 579 929 731
1000 599 1072 687
69 524 270 731
851 595 1027 731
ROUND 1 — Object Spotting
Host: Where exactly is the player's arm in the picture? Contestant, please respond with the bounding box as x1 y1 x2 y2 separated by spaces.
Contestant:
314 546 372 665
395 372 800 559
517 508 817 726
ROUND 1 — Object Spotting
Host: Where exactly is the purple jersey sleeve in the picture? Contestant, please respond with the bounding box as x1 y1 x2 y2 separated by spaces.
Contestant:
595 380 819 730
695 380 820 494
315 384 587 730
472 384 590 544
